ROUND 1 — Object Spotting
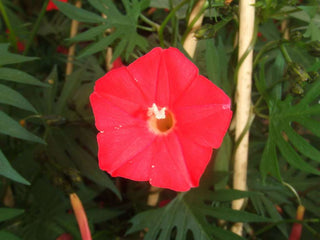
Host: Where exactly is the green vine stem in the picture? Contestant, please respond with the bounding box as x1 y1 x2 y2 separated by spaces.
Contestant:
0 0 17 51
233 19 259 85
280 43 293 63
282 181 302 206
181 1 208 44
23 0 50 55
139 14 160 31
158 0 189 47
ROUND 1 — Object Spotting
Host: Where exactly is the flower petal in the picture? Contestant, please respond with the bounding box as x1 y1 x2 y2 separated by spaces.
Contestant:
90 93 146 131
175 75 231 106
93 67 148 113
127 48 163 105
127 47 199 107
97 127 155 177
158 48 199 107
173 75 232 148
175 106 232 148
148 133 212 191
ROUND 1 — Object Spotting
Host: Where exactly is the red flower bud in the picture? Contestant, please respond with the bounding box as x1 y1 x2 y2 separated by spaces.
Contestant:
289 205 305 240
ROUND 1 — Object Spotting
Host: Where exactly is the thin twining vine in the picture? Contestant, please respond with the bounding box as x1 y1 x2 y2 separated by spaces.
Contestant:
158 0 189 47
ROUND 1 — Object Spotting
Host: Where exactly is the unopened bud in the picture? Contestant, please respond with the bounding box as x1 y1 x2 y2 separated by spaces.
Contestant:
287 62 310 83
307 40 320 57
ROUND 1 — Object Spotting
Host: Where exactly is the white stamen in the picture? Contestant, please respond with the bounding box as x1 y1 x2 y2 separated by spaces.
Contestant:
148 103 166 119
100 130 104 133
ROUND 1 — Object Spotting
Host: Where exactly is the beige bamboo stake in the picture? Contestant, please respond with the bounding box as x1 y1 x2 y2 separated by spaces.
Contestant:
66 0 82 76
106 47 114 71
183 0 206 57
231 0 255 236
281 19 290 40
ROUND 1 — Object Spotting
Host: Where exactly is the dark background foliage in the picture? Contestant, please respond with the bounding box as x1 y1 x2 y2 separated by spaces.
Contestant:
0 0 319 239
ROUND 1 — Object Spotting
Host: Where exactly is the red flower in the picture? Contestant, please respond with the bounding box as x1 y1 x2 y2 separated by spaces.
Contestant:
56 45 68 54
5 29 25 52
46 0 68 11
90 47 232 191
289 205 305 240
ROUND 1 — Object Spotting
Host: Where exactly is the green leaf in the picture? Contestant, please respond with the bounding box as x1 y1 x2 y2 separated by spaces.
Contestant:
128 187 266 240
273 125 319 175
205 37 232 95
127 196 215 240
283 124 320 162
0 208 24 222
74 0 148 59
208 189 259 202
0 44 37 66
203 207 271 223
54 69 83 114
0 150 30 185
77 33 118 59
49 128 121 199
0 231 21 240
258 66 320 179
0 111 45 144
213 134 232 189
68 24 110 42
0 84 37 112
0 67 49 87
43 66 59 114
260 195 288 237
260 136 281 181
53 0 106 23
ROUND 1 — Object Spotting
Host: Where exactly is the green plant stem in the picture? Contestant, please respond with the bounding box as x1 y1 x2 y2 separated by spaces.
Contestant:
253 40 281 68
0 0 17 51
139 14 160 31
137 25 155 32
169 0 178 47
181 1 208 44
158 0 189 47
234 19 259 85
279 43 292 63
233 107 255 151
282 181 302 205
271 8 302 18
23 0 50 55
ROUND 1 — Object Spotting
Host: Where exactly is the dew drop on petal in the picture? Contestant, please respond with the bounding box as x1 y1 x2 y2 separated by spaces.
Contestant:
222 104 230 110
151 165 155 168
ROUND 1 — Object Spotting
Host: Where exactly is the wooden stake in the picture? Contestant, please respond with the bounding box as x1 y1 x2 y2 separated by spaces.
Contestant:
232 0 255 236
183 0 206 57
66 0 82 76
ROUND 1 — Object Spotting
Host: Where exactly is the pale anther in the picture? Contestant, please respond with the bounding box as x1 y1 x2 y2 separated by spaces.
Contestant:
148 103 166 119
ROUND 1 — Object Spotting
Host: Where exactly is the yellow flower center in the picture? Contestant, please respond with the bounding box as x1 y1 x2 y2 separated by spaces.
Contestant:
148 103 175 134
